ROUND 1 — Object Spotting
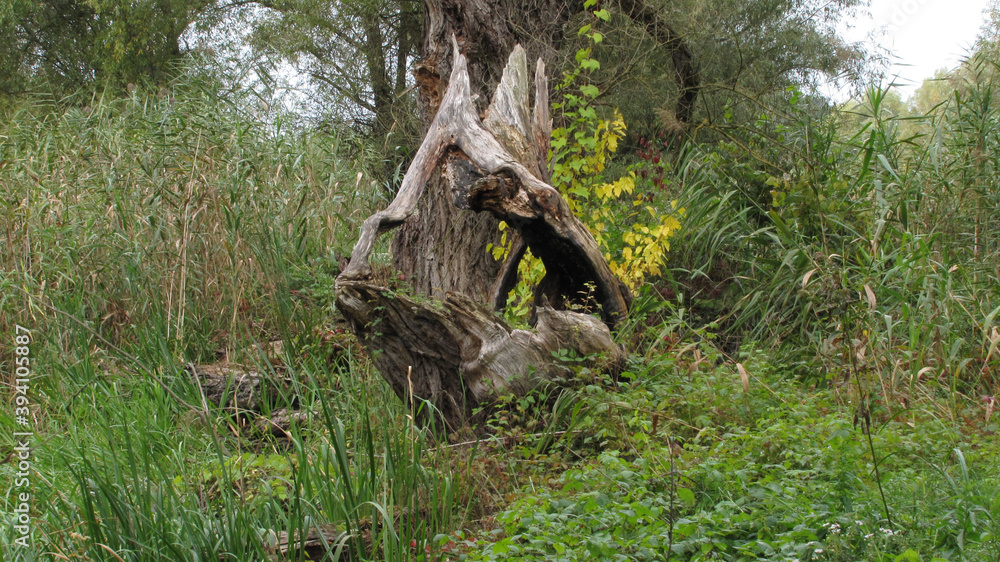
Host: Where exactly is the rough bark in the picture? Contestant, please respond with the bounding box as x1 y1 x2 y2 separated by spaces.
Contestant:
393 0 699 298
392 0 578 301
338 283 622 431
340 41 628 324
337 42 628 431
335 0 699 431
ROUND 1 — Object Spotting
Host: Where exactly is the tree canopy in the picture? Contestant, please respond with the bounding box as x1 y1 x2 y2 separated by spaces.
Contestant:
0 0 213 94
1 0 879 142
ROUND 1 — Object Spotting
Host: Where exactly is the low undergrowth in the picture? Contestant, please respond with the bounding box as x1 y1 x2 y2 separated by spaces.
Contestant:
465 340 1000 560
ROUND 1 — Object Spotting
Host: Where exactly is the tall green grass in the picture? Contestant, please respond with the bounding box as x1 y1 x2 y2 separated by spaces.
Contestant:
0 68 462 561
0 67 384 361
668 71 1000 405
0 333 458 560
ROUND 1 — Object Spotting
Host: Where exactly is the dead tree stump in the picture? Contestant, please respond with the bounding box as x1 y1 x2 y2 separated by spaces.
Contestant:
336 40 630 432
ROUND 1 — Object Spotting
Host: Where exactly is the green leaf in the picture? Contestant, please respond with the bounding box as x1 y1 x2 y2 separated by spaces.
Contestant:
578 24 592 36
580 58 601 71
583 0 597 7
594 8 610 21
768 210 793 240
580 84 599 98
592 31 604 43
677 488 696 505
877 153 902 182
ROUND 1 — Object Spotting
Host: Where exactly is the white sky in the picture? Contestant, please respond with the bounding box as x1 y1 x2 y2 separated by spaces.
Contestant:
842 0 994 98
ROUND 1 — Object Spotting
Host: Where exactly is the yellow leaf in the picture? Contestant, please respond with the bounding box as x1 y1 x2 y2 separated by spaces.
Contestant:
619 175 635 195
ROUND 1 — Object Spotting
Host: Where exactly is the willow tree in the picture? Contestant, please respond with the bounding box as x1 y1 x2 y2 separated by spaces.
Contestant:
0 0 213 94
336 0 695 431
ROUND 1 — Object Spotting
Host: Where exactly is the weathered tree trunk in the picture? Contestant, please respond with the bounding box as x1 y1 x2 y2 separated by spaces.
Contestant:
392 0 699 300
392 0 577 301
337 41 628 431
334 0 700 431
363 15 394 138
